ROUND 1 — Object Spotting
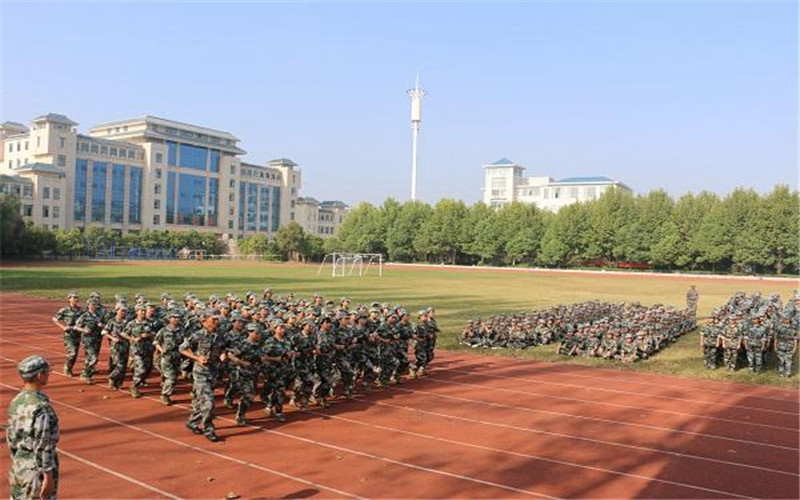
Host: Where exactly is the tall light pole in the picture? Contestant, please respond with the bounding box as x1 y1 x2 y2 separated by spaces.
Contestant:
407 72 426 201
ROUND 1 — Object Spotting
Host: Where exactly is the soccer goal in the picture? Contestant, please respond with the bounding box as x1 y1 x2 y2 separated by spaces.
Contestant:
317 253 384 277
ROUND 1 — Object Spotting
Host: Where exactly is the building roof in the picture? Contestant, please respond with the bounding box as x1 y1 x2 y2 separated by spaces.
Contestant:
15 163 64 175
553 176 614 184
0 173 33 184
1 121 28 131
269 158 298 167
297 196 320 205
90 115 240 142
32 113 78 126
491 158 515 166
320 200 348 209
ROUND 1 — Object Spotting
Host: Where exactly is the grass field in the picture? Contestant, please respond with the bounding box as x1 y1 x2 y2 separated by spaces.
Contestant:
1 260 797 387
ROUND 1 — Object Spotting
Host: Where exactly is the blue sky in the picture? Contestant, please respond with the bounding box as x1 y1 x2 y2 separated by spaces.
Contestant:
2 1 797 205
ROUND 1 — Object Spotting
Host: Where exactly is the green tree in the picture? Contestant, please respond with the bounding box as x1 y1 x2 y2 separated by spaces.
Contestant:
414 199 467 263
275 221 307 261
55 228 85 256
0 195 24 256
386 201 432 262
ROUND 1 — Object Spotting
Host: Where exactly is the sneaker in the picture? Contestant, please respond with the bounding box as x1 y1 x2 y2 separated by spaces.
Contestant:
130 387 142 399
185 423 203 435
223 399 234 410
265 406 275 416
205 432 221 443
320 398 330 408
344 390 353 400
408 369 417 379
275 413 286 422
64 366 74 377
235 416 247 427
160 395 172 406
81 375 93 385
417 367 426 376
107 380 115 389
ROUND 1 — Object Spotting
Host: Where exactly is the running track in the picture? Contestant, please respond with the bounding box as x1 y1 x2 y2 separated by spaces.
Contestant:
0 293 797 499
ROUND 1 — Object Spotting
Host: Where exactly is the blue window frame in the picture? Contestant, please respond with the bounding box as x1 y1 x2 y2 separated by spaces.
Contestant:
271 186 281 231
246 183 257 231
210 149 220 173
74 159 88 221
178 173 206 225
110 164 125 223
91 162 107 222
259 186 270 232
208 178 218 226
166 172 176 224
179 143 207 171
167 141 178 166
238 182 246 230
129 167 142 224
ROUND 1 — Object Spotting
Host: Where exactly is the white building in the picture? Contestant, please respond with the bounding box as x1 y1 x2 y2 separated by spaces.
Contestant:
482 158 632 211
295 197 348 238
0 114 323 239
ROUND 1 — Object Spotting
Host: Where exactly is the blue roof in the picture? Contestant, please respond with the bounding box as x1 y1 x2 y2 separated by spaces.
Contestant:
490 157 515 166
16 163 63 174
554 176 614 184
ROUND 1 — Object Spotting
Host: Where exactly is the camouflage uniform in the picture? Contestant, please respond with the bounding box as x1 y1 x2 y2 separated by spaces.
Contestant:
775 321 798 377
153 320 183 403
700 324 720 369
313 324 336 406
226 330 264 424
412 316 431 373
7 356 59 500
332 322 356 397
102 314 130 389
745 321 768 373
53 304 83 376
180 324 228 437
260 328 293 418
75 305 104 381
123 317 155 396
376 319 400 385
291 325 318 408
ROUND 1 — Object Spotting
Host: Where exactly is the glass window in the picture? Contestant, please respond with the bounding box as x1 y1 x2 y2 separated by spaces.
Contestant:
585 187 597 199
110 147 117 157
90 144 99 154
246 183 257 231
210 149 220 173
229 165 236 175
154 184 161 194
156 152 163 164
179 143 208 171
57 155 66 167
177 173 206 226
100 145 108 155
154 199 161 210
111 164 125 223
59 137 65 148
53 206 60 219
153 214 160 225
91 162 107 222
259 186 270 231
22 185 33 197
74 159 88 221
42 205 49 218
22 205 33 217
43 187 50 199
208 178 218 226
238 182 246 230
80 142 89 152
129 167 143 224
166 172 176 224
167 141 178 166
271 186 281 231
53 188 60 200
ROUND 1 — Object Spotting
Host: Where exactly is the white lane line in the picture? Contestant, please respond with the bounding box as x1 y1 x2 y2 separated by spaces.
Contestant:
436 366 800 416
2 338 796 452
59 448 184 500
302 408 755 500
352 396 799 477
430 369 799 426
390 385 800 452
0 375 365 500
437 353 800 403
0 357 551 500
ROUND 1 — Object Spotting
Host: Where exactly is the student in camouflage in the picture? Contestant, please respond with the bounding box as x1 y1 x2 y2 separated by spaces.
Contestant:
7 355 59 500
332 314 356 398
121 305 154 398
74 298 104 384
700 322 721 369
102 304 130 390
411 310 431 377
775 317 798 377
745 315 768 373
180 311 227 442
153 310 184 405
313 317 336 408
226 323 264 425
291 318 318 409
260 319 294 421
52 292 83 377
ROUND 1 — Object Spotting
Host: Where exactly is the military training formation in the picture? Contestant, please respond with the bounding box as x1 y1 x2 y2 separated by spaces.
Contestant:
48 289 439 443
701 291 799 376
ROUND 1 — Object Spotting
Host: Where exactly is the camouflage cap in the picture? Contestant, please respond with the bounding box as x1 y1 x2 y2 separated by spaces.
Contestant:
246 322 263 333
87 298 100 306
89 291 101 299
264 288 273 294
270 319 286 328
418 310 428 317
167 309 183 319
230 312 244 322
67 291 79 299
18 355 50 378
160 293 172 300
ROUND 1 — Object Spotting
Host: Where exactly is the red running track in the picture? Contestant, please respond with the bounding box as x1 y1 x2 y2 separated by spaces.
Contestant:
0 293 797 499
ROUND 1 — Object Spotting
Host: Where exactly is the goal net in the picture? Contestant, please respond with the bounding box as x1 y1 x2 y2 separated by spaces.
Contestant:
317 253 384 277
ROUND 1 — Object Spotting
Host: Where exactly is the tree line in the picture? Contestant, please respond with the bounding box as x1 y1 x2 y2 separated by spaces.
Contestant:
325 185 798 274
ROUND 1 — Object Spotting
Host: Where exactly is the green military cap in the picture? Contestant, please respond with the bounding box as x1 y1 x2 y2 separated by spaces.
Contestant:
313 293 322 299
426 306 435 313
17 355 50 378
246 322 263 332
245 290 255 298
208 295 219 302
183 292 194 301
167 309 183 319
160 293 172 300
89 291 101 299
135 304 148 312
418 310 428 317
230 312 244 322
67 291 79 299
219 303 231 310
264 288 273 294
87 298 100 306
270 318 286 327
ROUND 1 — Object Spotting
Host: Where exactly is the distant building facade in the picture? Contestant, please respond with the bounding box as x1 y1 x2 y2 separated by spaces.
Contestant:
482 158 632 211
295 197 348 238
0 114 334 239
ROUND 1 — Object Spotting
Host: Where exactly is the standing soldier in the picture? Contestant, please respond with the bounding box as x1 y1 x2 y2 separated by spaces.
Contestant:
7 355 59 500
411 310 430 377
745 315 768 373
153 310 184 405
396 311 414 380
722 314 744 371
102 304 130 390
179 311 227 442
426 307 439 365
775 317 798 377
52 292 83 377
686 286 699 318
143 304 162 382
226 323 264 425
74 298 104 384
121 304 154 398
700 322 721 369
